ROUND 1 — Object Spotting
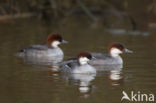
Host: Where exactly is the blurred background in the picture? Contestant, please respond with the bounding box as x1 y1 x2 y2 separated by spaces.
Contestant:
0 0 156 30
0 0 156 103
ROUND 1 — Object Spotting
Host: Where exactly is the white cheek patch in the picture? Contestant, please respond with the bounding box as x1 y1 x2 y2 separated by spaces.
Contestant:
52 41 60 48
110 48 122 57
79 57 89 65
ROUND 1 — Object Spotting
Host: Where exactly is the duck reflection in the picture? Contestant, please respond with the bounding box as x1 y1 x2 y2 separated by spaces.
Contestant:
109 69 123 86
48 63 61 72
94 64 123 86
63 73 96 97
73 73 96 93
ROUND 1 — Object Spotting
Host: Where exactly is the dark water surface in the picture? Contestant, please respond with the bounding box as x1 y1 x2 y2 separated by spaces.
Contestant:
0 16 156 103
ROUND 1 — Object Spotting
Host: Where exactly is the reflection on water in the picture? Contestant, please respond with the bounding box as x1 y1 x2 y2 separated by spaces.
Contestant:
109 70 123 86
49 64 61 72
61 64 123 98
0 5 156 102
95 64 123 86
63 73 96 98
109 70 122 81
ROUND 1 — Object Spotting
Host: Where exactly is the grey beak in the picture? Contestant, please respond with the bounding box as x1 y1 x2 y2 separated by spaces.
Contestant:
124 48 133 53
92 56 96 60
62 40 68 44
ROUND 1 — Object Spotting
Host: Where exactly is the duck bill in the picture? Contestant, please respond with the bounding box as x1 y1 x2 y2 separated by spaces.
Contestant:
62 40 68 44
92 56 96 60
124 48 133 53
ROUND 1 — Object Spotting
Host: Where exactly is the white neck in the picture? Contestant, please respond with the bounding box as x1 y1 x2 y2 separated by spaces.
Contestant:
110 48 122 57
51 41 60 48
79 57 89 65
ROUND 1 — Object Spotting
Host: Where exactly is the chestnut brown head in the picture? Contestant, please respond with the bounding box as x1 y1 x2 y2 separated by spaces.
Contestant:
46 34 68 48
108 43 132 57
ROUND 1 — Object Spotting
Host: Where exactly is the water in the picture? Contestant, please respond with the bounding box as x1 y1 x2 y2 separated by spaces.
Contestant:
0 16 156 103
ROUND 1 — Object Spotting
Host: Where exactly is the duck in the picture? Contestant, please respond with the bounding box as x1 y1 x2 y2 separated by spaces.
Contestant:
61 52 96 74
89 43 133 65
16 33 68 62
